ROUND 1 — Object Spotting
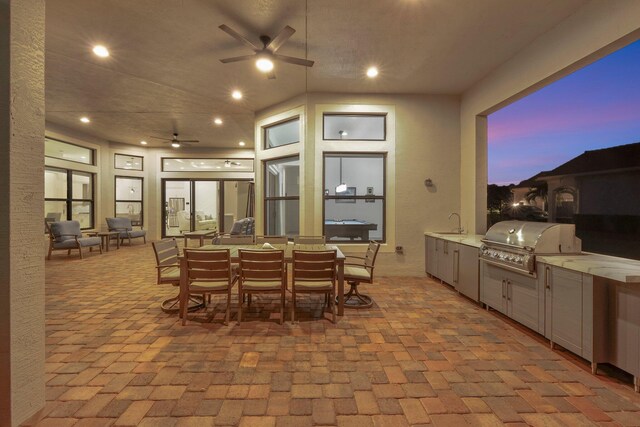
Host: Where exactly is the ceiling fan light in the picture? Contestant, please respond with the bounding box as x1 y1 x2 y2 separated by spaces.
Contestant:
224 160 231 168
256 57 274 72
171 142 180 148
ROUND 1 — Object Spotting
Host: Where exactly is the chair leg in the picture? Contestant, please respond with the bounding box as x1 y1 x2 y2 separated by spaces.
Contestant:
47 245 52 260
280 290 285 325
98 244 103 254
291 289 296 323
181 290 188 326
331 289 336 324
225 289 231 326
237 291 243 325
79 246 84 259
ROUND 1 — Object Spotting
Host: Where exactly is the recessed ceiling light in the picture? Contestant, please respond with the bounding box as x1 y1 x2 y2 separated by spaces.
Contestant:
232 90 242 100
256 56 274 73
80 117 90 123
171 142 180 148
238 141 245 147
213 117 223 125
92 45 109 58
140 140 147 145
366 66 379 78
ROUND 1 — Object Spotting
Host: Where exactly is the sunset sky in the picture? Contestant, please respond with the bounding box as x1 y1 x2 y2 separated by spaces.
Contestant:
488 39 640 185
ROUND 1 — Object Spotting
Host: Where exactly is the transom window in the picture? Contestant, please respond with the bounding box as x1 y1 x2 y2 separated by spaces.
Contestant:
264 117 300 149
45 138 94 165
323 114 386 140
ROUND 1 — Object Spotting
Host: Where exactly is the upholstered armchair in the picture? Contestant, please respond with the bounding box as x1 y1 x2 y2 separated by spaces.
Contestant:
106 217 147 245
47 220 102 260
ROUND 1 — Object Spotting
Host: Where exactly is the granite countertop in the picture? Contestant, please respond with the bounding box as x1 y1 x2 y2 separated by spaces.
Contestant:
537 253 640 283
424 232 484 248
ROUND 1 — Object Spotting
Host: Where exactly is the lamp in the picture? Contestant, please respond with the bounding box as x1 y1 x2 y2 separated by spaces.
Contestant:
335 157 347 193
224 160 231 168
338 130 348 139
171 142 180 148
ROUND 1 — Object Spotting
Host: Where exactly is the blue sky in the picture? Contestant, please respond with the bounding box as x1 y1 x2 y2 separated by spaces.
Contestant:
488 39 640 185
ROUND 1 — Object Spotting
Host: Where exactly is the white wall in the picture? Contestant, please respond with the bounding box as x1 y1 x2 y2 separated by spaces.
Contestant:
461 0 640 234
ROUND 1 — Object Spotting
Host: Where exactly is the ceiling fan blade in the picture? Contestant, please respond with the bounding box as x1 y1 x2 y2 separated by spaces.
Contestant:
267 25 295 53
273 54 314 67
178 140 199 143
218 24 260 51
150 136 172 141
266 70 276 80
220 54 256 64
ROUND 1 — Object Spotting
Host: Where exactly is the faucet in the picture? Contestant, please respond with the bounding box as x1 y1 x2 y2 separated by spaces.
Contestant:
448 212 463 234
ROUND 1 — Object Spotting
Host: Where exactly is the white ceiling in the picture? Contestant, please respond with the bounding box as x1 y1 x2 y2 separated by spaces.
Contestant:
45 0 586 148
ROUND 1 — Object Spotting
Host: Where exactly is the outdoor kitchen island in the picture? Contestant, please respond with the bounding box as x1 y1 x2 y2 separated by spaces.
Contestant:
425 229 640 393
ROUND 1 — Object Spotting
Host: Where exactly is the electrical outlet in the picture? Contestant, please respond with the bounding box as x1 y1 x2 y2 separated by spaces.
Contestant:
395 245 404 254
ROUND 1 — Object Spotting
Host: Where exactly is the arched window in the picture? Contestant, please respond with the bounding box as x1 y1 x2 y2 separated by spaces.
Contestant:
554 187 577 223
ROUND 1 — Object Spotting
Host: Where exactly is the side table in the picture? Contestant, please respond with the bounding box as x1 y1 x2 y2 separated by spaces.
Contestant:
87 231 121 251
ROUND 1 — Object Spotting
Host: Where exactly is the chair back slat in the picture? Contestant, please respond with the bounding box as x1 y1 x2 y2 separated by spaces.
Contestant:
364 241 381 268
239 250 285 281
294 235 326 244
215 235 255 245
185 249 232 283
293 250 337 282
153 238 179 267
255 235 288 244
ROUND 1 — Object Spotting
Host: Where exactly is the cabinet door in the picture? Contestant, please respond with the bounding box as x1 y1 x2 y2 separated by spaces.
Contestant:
457 244 479 301
426 236 438 276
437 240 455 284
547 266 584 356
506 272 541 333
480 262 506 314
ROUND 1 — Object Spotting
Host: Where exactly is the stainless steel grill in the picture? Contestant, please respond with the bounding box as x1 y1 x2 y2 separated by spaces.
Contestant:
480 221 581 276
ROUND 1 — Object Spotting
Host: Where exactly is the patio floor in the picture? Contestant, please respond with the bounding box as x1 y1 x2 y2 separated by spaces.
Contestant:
27 241 640 426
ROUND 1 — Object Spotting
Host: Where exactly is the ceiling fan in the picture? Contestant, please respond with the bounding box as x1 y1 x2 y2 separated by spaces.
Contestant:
218 24 314 79
150 133 199 148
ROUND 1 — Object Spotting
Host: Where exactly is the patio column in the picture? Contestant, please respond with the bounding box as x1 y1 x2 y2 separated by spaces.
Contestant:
0 1 46 426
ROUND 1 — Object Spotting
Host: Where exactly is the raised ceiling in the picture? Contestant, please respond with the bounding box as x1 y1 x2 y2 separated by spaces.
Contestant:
45 0 586 148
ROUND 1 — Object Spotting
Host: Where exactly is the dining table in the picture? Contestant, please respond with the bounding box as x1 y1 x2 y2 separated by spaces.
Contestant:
178 243 346 318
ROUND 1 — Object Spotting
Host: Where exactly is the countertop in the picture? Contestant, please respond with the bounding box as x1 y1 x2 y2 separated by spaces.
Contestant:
537 253 640 284
424 232 484 248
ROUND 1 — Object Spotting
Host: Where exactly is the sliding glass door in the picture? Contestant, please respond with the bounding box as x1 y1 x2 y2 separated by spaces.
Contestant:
162 179 253 237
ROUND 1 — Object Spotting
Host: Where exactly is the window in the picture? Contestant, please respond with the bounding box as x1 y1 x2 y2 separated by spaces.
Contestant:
323 114 386 140
162 158 254 172
115 176 143 226
264 156 299 237
264 117 300 149
45 167 94 229
114 153 143 171
45 137 94 165
323 154 385 242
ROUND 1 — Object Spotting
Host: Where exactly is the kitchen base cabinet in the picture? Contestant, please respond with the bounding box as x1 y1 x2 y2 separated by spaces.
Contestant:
454 243 479 301
425 236 455 285
425 236 437 277
480 261 543 334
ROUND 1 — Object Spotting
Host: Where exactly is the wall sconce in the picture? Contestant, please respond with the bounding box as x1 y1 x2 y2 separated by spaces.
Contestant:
424 178 434 187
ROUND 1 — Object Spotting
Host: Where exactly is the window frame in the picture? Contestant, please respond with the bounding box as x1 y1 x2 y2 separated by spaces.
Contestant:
45 137 95 165
114 176 144 227
45 166 95 230
322 152 387 243
262 116 301 150
263 154 300 236
322 113 387 141
161 157 254 172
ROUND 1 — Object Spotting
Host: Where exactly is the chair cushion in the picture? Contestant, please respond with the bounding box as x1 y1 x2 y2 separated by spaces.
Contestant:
52 239 79 249
229 219 245 235
128 230 146 238
294 280 334 290
160 266 180 281
344 265 371 282
106 217 133 231
50 221 81 243
190 281 230 291
77 237 101 247
242 280 282 290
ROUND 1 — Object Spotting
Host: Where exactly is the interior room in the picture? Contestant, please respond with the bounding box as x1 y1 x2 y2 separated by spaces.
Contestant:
3 1 640 425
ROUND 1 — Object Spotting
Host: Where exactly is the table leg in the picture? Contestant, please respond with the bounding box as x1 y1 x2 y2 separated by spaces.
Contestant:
104 235 110 252
337 259 344 316
179 256 187 319
184 235 189 248
199 236 204 247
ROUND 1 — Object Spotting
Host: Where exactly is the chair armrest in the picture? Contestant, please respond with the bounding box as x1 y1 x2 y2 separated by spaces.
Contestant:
156 264 179 270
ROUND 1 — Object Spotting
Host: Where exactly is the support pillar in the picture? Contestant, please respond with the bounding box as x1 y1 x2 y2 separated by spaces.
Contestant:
0 0 46 425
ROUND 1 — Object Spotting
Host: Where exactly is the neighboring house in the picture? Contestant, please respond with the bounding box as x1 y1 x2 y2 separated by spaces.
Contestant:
511 172 548 212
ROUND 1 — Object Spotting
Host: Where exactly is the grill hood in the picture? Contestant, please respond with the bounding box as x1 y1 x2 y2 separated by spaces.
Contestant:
483 221 581 254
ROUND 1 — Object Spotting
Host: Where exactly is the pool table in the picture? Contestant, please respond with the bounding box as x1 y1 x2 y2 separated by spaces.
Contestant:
325 219 378 241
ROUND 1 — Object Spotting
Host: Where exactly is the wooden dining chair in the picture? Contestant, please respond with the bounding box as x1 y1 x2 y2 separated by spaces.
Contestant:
182 249 236 325
255 235 288 244
237 249 287 324
342 240 381 308
294 235 326 244
291 250 337 323
213 234 255 245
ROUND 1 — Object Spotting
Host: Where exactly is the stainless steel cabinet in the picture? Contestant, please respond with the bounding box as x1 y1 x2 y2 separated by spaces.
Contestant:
454 244 479 301
425 236 455 284
425 236 437 276
480 261 543 333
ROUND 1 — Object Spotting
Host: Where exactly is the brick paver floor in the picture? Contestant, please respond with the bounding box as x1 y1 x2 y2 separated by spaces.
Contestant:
26 242 640 426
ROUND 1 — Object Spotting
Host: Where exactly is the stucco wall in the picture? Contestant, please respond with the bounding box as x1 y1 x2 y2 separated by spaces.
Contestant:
0 1 46 425
460 0 640 234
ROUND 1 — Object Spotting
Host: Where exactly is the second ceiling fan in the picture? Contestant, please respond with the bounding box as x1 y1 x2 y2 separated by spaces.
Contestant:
218 24 314 79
